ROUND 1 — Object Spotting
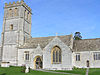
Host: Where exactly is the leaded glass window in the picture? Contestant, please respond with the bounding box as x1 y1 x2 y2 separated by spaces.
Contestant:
94 52 100 60
76 54 80 61
52 46 61 64
24 51 29 61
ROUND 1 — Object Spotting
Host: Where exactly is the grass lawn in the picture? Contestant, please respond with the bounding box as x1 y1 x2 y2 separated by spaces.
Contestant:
0 66 100 75
88 68 100 75
55 68 86 75
0 66 70 75
55 68 100 75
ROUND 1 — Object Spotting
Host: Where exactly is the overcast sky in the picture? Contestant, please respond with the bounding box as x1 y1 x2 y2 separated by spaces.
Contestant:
0 0 100 39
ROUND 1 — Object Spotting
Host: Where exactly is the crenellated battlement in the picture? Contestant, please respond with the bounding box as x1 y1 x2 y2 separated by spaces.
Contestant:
4 0 31 12
5 0 24 7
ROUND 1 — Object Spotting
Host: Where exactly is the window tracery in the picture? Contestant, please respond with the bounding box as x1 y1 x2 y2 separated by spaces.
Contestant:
51 46 61 64
14 8 18 16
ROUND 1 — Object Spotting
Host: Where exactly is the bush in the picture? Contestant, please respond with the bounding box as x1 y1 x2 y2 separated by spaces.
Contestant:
21 65 26 73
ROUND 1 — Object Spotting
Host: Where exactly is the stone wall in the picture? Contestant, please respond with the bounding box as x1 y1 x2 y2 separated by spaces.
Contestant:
0 47 2 64
73 51 100 68
18 45 43 69
1 1 32 66
18 48 33 66
2 45 17 65
43 37 72 70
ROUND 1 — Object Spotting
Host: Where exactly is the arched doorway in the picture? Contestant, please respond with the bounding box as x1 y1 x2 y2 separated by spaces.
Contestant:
86 60 89 67
34 56 42 69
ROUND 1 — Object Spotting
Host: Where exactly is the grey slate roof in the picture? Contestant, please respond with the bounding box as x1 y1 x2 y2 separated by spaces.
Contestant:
73 38 100 52
19 34 100 52
19 35 72 49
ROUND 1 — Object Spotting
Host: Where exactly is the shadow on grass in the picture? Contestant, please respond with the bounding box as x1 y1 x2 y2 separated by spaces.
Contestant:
0 73 6 75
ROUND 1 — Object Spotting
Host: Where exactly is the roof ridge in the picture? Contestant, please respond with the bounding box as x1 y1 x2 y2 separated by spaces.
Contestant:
74 38 100 41
31 34 71 39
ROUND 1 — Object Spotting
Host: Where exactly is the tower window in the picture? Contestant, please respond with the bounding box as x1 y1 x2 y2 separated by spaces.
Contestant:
14 8 18 16
25 10 27 19
10 24 13 30
9 9 13 17
27 12 29 20
29 13 31 23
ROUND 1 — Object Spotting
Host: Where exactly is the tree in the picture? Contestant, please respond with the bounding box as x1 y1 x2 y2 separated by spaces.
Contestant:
74 32 82 40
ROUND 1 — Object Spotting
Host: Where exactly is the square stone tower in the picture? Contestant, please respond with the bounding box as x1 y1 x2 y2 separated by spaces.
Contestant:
1 0 32 66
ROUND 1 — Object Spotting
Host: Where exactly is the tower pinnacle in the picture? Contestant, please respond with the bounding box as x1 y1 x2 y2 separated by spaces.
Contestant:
21 0 24 3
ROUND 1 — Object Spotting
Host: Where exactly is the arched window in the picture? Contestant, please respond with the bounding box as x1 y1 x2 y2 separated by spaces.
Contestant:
14 8 18 16
25 10 27 19
27 12 29 20
9 9 12 17
53 51 55 62
10 24 13 30
28 13 31 23
51 46 61 64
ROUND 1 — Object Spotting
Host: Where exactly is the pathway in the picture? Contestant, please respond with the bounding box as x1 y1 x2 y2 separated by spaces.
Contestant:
34 69 80 75
86 68 89 75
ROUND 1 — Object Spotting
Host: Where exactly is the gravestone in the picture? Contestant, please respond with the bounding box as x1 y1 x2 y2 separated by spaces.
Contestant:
1 62 10 67
25 66 29 73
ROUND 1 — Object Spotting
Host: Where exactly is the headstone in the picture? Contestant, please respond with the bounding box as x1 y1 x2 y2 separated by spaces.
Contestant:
1 62 10 67
25 66 29 73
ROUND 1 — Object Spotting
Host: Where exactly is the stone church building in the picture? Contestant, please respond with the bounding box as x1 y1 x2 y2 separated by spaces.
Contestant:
0 0 100 70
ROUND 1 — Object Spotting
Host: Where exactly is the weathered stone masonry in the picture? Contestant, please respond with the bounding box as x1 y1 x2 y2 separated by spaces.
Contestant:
0 0 100 70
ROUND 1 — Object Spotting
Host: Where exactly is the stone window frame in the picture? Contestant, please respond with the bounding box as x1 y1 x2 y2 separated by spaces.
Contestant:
51 46 61 64
14 8 19 16
93 52 100 60
27 12 29 20
76 53 80 61
24 51 30 61
25 10 28 20
28 12 31 23
10 24 13 30
9 8 13 17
